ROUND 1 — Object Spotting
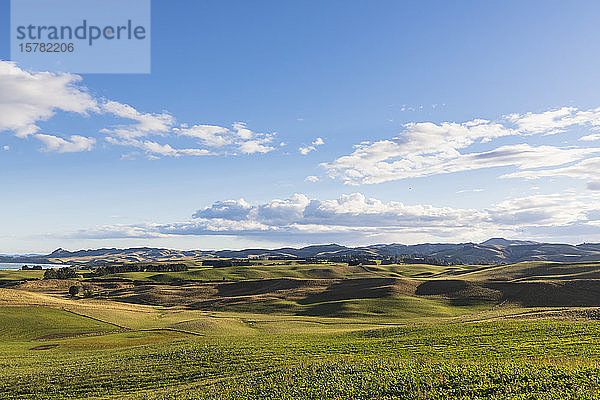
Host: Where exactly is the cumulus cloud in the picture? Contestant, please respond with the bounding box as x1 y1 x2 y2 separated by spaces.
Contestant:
323 107 600 185
299 137 325 155
192 199 253 220
305 175 319 182
63 192 600 243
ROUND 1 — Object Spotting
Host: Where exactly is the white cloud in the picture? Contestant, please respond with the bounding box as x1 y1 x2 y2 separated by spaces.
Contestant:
299 147 313 155
0 61 98 138
35 134 95 153
457 188 484 193
256 194 310 224
101 101 174 139
174 122 275 155
501 157 600 180
305 175 319 182
299 137 325 155
108 122 276 157
507 106 600 135
65 224 169 239
139 141 213 157
174 125 231 147
323 107 600 185
105 137 213 158
2 145 8 151
233 122 254 139
580 134 600 142
487 193 595 227
239 140 275 154
326 141 596 185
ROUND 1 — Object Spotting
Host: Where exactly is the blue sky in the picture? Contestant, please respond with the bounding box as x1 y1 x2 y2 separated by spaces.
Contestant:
2 0 600 253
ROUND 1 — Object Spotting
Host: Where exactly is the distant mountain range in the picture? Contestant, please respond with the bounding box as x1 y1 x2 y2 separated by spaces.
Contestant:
3 238 600 265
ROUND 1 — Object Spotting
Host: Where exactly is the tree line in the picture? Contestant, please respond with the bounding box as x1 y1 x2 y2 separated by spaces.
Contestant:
94 263 188 276
44 267 77 279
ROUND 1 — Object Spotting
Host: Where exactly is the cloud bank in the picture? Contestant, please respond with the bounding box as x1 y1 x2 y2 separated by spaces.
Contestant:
66 192 600 244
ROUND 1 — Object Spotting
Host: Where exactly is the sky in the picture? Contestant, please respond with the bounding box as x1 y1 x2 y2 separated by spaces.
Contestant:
2 0 600 253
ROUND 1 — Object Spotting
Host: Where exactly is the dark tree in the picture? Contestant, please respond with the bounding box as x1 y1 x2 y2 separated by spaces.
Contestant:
69 285 80 297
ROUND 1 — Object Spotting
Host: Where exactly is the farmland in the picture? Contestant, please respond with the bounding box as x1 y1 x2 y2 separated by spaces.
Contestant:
2 261 600 398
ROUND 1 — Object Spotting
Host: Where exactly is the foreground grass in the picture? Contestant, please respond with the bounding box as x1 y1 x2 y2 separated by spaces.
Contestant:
2 306 600 399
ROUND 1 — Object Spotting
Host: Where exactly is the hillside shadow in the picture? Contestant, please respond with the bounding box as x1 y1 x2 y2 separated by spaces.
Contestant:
298 278 399 305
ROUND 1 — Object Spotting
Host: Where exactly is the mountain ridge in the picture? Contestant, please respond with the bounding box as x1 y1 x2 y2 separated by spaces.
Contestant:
3 238 600 265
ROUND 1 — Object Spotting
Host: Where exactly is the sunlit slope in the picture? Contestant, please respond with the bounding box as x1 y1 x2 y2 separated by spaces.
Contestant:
0 306 118 341
455 261 600 281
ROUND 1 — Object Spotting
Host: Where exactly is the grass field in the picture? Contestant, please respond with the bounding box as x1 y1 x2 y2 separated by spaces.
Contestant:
2 262 600 398
2 310 600 399
0 270 44 281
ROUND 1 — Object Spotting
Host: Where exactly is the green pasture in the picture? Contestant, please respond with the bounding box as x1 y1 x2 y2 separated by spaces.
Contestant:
2 305 600 399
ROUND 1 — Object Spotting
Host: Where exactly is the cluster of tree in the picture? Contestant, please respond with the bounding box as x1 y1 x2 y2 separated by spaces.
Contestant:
201 259 253 267
348 258 380 266
69 285 96 298
94 263 188 276
296 258 331 264
21 265 43 270
380 255 459 266
44 267 77 279
314 255 374 264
